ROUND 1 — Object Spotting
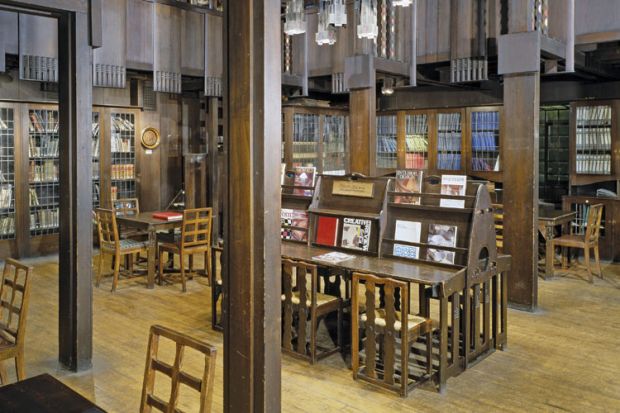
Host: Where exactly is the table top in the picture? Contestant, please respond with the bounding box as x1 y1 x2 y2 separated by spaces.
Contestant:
0 374 106 413
116 211 183 230
281 242 466 295
538 210 576 223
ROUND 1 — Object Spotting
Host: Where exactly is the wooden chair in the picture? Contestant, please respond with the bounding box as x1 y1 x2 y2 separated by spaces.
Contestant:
281 259 343 364
113 197 147 265
95 208 148 292
551 203 604 283
492 204 504 253
158 208 212 292
0 259 33 384
352 272 433 397
140 325 217 413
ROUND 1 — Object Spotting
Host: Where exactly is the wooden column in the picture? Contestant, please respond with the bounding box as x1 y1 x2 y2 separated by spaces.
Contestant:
501 0 540 310
349 86 376 176
223 0 281 411
58 9 93 370
207 97 220 239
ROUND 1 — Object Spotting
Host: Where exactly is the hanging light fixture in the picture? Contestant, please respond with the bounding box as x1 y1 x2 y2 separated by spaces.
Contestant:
284 0 306 36
392 0 413 6
316 0 336 45
328 0 347 27
357 0 378 40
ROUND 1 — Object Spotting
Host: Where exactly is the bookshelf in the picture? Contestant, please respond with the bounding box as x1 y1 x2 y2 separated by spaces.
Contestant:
405 112 430 170
539 105 570 204
569 101 620 186
282 104 349 175
436 110 464 172
466 106 503 182
0 106 15 241
92 112 101 208
110 111 137 202
376 114 398 171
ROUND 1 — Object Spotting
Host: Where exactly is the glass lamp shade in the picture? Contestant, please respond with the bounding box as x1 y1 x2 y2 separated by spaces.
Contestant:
357 0 378 40
284 0 306 35
328 0 347 27
316 2 336 45
392 0 413 6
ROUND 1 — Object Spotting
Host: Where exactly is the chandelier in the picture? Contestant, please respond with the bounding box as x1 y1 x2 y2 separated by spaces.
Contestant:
328 0 347 27
316 0 336 45
284 0 306 36
357 0 378 40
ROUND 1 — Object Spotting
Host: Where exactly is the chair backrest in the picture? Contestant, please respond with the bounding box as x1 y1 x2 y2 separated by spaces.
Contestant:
585 203 604 243
281 259 318 354
0 259 33 349
95 208 119 250
113 198 140 217
181 208 212 249
140 324 217 413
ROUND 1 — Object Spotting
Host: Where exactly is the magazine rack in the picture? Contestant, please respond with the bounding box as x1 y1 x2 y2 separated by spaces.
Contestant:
307 175 390 256
381 175 508 365
281 170 315 244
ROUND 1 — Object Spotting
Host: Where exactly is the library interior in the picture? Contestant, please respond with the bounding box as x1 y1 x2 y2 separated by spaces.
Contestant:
0 0 619 412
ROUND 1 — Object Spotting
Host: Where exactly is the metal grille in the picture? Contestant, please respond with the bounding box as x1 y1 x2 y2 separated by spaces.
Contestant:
405 114 428 169
376 115 397 169
470 111 500 172
0 108 15 239
110 112 136 202
205 77 222 97
143 81 156 111
571 203 605 238
322 115 347 175
331 72 348 94
575 105 612 175
281 113 286 164
28 109 60 235
154 71 182 94
93 64 126 89
292 114 319 168
92 112 100 208
436 112 462 170
539 106 569 203
20 55 58 83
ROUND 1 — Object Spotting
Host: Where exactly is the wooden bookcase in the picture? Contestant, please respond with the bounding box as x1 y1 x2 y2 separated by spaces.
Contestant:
375 106 504 182
569 100 620 186
282 104 349 176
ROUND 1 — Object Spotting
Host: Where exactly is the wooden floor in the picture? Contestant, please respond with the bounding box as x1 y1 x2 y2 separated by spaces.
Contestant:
4 254 620 412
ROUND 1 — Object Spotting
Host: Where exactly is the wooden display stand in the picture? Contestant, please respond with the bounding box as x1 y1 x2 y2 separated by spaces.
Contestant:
280 169 314 244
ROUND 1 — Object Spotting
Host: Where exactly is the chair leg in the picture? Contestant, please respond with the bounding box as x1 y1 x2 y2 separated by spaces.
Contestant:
584 247 593 283
15 352 24 381
129 254 135 277
0 360 8 384
158 249 165 286
337 305 343 354
180 253 187 292
112 252 121 292
206 250 212 286
310 315 317 364
594 245 603 279
561 247 568 269
189 254 194 273
96 251 104 287
426 330 433 375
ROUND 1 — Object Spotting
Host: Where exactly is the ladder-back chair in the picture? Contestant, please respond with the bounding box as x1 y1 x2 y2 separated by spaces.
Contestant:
158 208 212 292
352 272 433 397
0 259 33 384
140 325 217 413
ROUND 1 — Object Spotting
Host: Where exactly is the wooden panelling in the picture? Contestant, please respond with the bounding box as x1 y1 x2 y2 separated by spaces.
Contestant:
349 88 376 176
181 10 205 76
126 0 154 71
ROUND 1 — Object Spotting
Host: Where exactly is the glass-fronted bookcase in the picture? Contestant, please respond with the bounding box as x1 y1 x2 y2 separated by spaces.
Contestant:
282 104 349 175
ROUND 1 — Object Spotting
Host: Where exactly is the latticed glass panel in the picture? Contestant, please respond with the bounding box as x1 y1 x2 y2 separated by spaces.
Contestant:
110 112 136 201
376 115 397 169
92 112 100 208
470 111 500 172
436 112 462 170
405 114 428 169
0 108 15 239
322 115 347 175
575 105 612 175
28 108 60 235
292 114 319 168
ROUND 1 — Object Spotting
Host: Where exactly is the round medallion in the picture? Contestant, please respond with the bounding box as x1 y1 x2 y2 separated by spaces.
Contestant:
141 127 160 149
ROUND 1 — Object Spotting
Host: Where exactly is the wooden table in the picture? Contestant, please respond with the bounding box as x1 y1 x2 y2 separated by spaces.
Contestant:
538 210 576 279
0 374 106 412
116 212 183 288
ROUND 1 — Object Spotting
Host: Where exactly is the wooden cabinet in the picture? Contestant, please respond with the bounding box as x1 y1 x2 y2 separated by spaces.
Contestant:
282 105 349 175
569 100 620 186
375 106 503 182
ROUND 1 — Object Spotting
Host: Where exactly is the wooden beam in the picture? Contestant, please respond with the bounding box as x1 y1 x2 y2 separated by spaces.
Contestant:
223 0 281 411
349 86 376 176
57 9 93 370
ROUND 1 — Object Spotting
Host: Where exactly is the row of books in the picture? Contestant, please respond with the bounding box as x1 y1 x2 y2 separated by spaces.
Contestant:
575 154 612 175
29 111 58 134
405 134 428 152
471 132 499 152
575 130 612 151
471 111 499 131
393 221 458 264
471 156 500 172
0 216 15 236
29 136 59 158
0 170 8 183
93 161 100 179
111 134 133 153
437 135 462 151
92 136 100 158
575 105 612 128
437 113 462 134
111 116 134 133
437 154 462 170
377 135 397 153
29 160 58 183
405 115 428 135
92 121 100 137
315 216 373 252
0 185 12 209
30 209 59 230
29 188 41 206
0 118 9 130
111 164 135 180
405 153 426 169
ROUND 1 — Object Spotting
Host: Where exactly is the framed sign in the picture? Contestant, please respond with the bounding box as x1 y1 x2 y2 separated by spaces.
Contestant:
332 180 374 198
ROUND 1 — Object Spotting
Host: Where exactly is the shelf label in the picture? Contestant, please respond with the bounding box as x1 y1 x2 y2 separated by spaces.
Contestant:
145 149 153 155
332 181 374 198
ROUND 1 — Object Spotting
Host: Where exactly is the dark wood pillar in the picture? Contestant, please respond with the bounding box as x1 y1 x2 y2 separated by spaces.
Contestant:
58 9 93 370
349 86 376 176
500 0 540 310
223 0 281 411
207 97 220 239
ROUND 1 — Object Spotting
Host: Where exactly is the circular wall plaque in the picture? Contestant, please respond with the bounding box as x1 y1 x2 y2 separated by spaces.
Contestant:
141 127 160 149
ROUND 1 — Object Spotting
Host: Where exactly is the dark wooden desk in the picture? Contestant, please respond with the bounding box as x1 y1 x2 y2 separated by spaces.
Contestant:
0 374 106 413
538 210 576 279
116 212 182 288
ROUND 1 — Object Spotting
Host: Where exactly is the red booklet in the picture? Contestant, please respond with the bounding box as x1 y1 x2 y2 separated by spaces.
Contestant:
315 216 339 246
152 211 183 221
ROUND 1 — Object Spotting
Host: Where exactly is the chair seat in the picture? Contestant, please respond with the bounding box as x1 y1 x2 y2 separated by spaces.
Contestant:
102 239 148 252
552 234 589 248
280 291 339 307
361 310 429 332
